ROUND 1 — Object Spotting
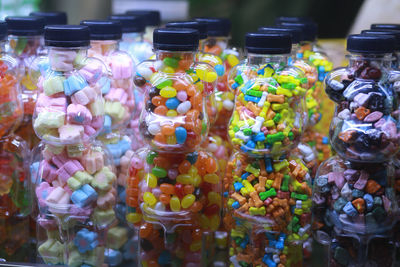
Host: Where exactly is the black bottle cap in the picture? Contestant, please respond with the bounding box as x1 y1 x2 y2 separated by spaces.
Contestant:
153 28 199 51
0 21 7 41
361 29 400 51
29 11 67 25
258 25 303 44
165 21 207 39
347 34 395 54
194 17 231 37
245 32 291 54
108 14 145 33
276 19 317 42
6 16 46 36
371 24 400 31
80 20 122 40
44 25 90 47
125 10 160 27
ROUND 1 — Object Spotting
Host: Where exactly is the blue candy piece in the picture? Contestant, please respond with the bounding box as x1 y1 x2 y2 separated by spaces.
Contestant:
240 235 249 249
264 157 273 173
30 162 40 184
63 75 88 96
342 202 357 217
363 194 374 211
102 115 112 134
352 189 364 198
232 201 240 209
240 145 249 153
253 132 266 142
74 228 98 253
296 52 303 59
134 89 144 105
71 184 98 207
245 140 256 149
118 187 126 204
105 248 123 266
322 136 329 144
234 182 244 192
165 97 180 110
223 191 228 197
240 80 255 94
232 82 239 90
318 66 325 73
262 254 276 267
241 172 250 180
100 77 111 94
123 239 137 260
257 68 264 75
175 127 187 144
115 203 126 222
186 152 198 164
215 64 225 76
158 250 171 265
244 95 261 103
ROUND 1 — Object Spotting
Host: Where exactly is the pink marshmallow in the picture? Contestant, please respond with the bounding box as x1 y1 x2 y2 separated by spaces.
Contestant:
40 160 58 183
52 154 68 168
71 85 97 105
105 88 128 104
58 124 85 143
110 57 133 80
91 116 104 129
82 151 104 174
36 182 54 207
79 61 102 84
46 186 70 205
56 159 84 183
67 104 93 125
36 93 67 113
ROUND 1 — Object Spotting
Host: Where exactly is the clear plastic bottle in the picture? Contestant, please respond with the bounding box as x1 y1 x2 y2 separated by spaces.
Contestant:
6 16 46 149
313 34 399 267
226 32 312 267
0 20 31 262
371 24 400 68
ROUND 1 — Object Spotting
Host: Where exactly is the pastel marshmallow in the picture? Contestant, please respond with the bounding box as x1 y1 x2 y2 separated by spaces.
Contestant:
63 75 88 96
90 98 105 116
71 85 98 105
58 124 85 143
79 61 103 84
110 56 133 80
97 188 117 209
56 159 84 184
82 151 104 174
46 186 70 206
105 88 128 104
67 171 94 191
91 167 116 192
71 184 98 207
43 76 66 96
105 101 125 121
67 104 93 125
34 111 65 130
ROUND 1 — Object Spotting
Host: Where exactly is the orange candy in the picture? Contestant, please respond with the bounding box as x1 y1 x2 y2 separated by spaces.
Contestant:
160 183 175 195
161 124 175 135
154 105 168 116
178 160 191 174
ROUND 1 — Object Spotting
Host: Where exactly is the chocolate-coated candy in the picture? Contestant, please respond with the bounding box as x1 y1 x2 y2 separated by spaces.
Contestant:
134 76 146 87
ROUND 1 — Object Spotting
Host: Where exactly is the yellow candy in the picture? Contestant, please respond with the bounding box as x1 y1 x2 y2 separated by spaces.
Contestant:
143 192 156 206
170 196 181 211
181 194 195 209
195 67 206 80
204 173 219 184
190 240 202 252
145 173 157 188
163 66 175 74
199 214 210 229
166 110 177 117
227 54 239 67
166 135 176 145
126 212 142 224
188 165 198 176
176 174 192 184
160 86 177 98
208 191 221 206
192 174 202 187
209 215 220 231
205 71 218 83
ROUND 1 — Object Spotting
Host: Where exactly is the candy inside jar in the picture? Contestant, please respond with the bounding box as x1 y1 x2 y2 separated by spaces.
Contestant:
227 32 308 156
134 28 218 153
325 34 399 162
30 25 108 145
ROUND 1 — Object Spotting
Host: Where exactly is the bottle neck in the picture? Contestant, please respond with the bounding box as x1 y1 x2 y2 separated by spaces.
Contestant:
347 52 392 77
48 47 88 71
121 32 144 43
155 50 196 66
200 36 229 53
89 40 119 56
247 52 289 66
8 35 43 57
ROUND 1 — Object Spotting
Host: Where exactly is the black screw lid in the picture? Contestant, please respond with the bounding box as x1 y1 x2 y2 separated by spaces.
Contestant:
245 32 291 54
194 17 231 37
276 20 317 42
153 28 199 51
361 29 400 51
44 25 90 47
80 20 122 40
29 11 67 25
108 14 145 33
347 34 395 54
275 16 314 24
6 16 46 36
371 24 400 31
125 10 160 27
258 25 303 44
0 21 7 41
165 21 207 40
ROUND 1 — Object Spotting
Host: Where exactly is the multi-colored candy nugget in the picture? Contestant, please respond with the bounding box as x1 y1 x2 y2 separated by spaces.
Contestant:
30 25 107 145
6 16 46 148
31 142 116 266
134 28 218 153
195 17 241 130
226 153 312 267
125 9 161 44
325 34 399 162
227 34 307 156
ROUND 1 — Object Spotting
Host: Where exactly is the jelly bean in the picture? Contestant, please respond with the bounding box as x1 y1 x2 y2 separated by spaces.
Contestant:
170 196 181 212
160 86 177 98
181 194 195 209
143 192 157 206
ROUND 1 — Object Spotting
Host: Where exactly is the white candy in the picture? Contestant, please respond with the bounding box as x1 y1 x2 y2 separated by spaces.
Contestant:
298 143 312 155
223 99 234 110
305 153 316 162
258 91 268 107
235 131 250 142
229 256 240 267
148 122 161 135
251 116 264 133
341 183 352 200
298 224 311 237
207 143 218 153
177 101 191 114
296 200 302 209
273 254 280 263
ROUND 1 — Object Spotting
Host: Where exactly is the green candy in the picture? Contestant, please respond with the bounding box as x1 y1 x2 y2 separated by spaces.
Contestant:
243 128 252 136
234 75 244 85
281 175 290 191
233 126 240 132
291 192 308 201
146 151 158 164
156 79 173 89
151 166 167 178
273 113 281 124
259 188 276 200
268 86 277 94
246 89 262 97
163 57 179 68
